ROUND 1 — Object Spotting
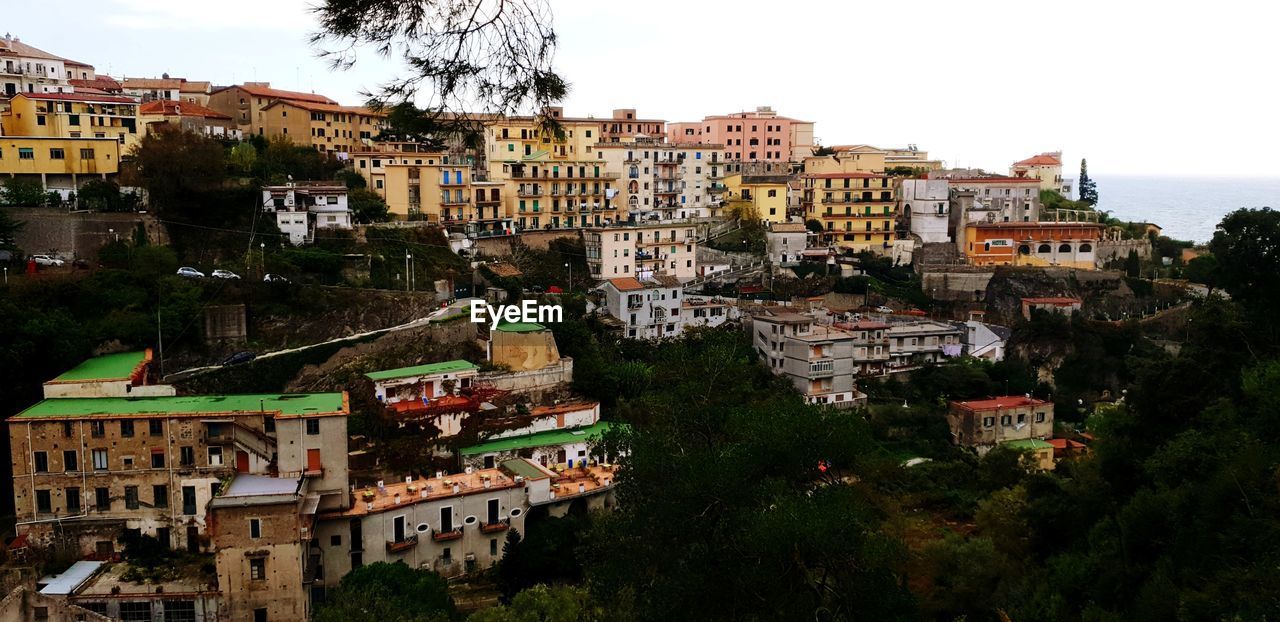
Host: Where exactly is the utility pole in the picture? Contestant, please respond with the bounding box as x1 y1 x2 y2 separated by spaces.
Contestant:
405 252 410 292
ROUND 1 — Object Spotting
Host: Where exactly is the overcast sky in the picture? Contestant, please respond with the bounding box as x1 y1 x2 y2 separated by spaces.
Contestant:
11 0 1277 177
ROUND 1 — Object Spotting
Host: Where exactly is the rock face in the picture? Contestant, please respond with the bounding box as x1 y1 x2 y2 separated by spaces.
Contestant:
983 266 1132 325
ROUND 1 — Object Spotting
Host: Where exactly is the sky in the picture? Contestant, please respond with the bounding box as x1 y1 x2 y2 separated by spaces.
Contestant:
10 0 1278 177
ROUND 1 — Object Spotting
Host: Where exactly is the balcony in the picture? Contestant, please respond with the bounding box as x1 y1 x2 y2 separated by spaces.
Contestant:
441 197 471 206
475 196 502 204
440 179 467 187
809 360 835 378
517 188 543 198
385 535 418 553
706 184 727 193
819 195 894 204
479 519 510 534
432 528 464 543
654 187 678 195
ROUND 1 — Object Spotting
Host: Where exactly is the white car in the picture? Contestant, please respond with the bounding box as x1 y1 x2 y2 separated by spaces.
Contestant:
875 305 894 314
211 269 241 279
30 255 64 267
176 267 205 278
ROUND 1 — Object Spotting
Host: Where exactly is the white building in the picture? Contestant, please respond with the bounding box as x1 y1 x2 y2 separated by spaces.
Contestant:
901 179 951 244
596 138 728 221
0 35 93 101
963 320 1009 361
749 310 867 408
765 221 809 266
597 276 686 339
583 223 699 282
262 182 354 245
885 320 965 370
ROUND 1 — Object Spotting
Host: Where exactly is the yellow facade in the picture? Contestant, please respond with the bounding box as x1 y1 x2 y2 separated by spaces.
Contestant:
1 93 141 153
803 172 898 254
352 148 508 230
0 136 119 188
258 100 385 154
723 173 789 223
804 146 886 175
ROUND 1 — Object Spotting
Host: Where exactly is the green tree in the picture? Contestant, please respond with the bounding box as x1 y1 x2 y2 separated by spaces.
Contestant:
335 168 367 189
77 179 124 212
1183 253 1219 292
1078 158 1098 205
313 562 455 622
1208 207 1280 310
805 218 823 233
468 585 599 622
1 177 49 206
227 142 258 177
1124 248 1141 277
0 208 24 249
127 125 227 213
349 188 390 223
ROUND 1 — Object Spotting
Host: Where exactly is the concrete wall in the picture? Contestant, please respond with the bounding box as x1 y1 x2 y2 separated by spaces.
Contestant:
1095 238 1152 266
211 501 307 622
0 586 113 622
480 358 573 396
920 268 996 302
274 415 349 511
5 209 165 260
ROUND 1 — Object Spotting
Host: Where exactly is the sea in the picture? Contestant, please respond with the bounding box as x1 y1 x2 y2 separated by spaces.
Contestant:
1093 176 1280 244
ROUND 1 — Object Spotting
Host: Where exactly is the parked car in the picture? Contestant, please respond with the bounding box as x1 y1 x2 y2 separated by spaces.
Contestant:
875 305 894 314
72 259 92 270
211 269 241 279
176 267 205 278
219 351 256 366
30 255 64 267
263 273 289 283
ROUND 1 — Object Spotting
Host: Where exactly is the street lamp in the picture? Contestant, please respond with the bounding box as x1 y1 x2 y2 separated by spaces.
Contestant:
564 262 571 292
109 228 117 242
405 252 411 292
260 243 265 276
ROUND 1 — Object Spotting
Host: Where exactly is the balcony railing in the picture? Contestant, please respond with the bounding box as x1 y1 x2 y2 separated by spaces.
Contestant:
479 519 510 534
432 528 464 542
441 197 471 205
386 535 418 553
819 196 894 204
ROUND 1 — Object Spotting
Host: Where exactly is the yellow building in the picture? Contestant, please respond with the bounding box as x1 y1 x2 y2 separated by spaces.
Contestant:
722 173 791 223
883 145 944 172
805 146 887 175
0 136 119 192
1010 152 1064 192
1 93 141 153
205 83 338 139
803 171 898 254
351 147 510 232
258 100 385 154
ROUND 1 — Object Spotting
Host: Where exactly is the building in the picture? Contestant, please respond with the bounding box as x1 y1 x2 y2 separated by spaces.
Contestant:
487 322 561 371
947 395 1054 450
1 92 141 152
0 35 93 102
7 390 350 556
595 138 728 221
41 350 174 399
723 173 791 223
368 360 480 405
261 182 354 245
882 145 944 172
1003 439 1056 470
1010 151 1066 193
840 320 891 376
962 320 1010 361
749 310 867 408
119 77 185 102
764 221 809 266
681 296 736 330
666 107 814 163
597 108 665 143
964 222 1103 269
65 558 219 621
901 179 950 243
1021 297 1083 320
597 276 686 339
352 149 509 230
583 222 699 282
206 83 338 138
885 320 964 370
0 584 113 622
802 170 898 254
138 99 240 139
938 174 1043 226
0 136 120 194
257 99 385 154
459 400 609 468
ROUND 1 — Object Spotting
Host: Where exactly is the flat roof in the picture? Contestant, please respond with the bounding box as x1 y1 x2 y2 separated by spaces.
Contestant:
1003 439 1054 450
461 421 617 456
366 360 479 381
501 458 553 481
952 396 1048 411
50 351 147 383
12 393 347 420
38 561 104 595
494 322 546 333
223 474 302 497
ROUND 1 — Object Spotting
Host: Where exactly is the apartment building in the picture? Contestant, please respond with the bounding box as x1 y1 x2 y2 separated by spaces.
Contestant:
963 221 1103 269
596 138 728 221
0 35 94 102
7 389 350 556
119 77 184 102
840 320 891 376
206 83 338 138
947 395 1054 450
351 145 507 229
901 179 951 244
139 99 240 139
596 276 689 339
764 221 809 266
261 182 354 245
802 171 898 253
40 350 173 399
0 136 120 194
597 108 665 143
1 92 141 152
666 106 814 162
584 223 699 282
723 173 791 223
937 173 1043 224
460 401 608 468
750 310 866 408
883 145 944 172
885 320 964 370
258 99 385 154
1009 151 1065 193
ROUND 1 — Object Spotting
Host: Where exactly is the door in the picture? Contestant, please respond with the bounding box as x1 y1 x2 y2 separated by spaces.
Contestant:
393 516 406 543
487 499 500 525
306 448 322 474
187 526 200 553
236 450 249 473
439 507 453 533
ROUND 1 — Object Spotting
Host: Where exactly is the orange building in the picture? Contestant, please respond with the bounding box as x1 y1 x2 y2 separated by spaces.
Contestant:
964 221 1103 270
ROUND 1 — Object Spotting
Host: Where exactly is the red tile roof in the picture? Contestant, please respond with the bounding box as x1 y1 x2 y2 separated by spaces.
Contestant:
1014 154 1062 167
218 84 336 105
953 395 1048 411
139 100 232 119
944 176 1040 184
122 78 184 90
16 92 136 104
69 77 122 92
1047 438 1087 450
0 38 87 66
262 99 381 116
605 277 645 292
802 172 885 179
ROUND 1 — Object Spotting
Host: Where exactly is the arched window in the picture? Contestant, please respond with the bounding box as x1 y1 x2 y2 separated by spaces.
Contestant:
1038 244 1052 253
627 195 638 207
1079 243 1093 252
1059 243 1072 253
1018 245 1031 255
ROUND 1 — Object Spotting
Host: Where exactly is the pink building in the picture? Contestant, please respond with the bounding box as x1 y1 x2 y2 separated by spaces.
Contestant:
666 106 814 163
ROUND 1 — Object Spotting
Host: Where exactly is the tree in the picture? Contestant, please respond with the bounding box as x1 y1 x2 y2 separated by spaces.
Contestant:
0 209 24 249
1 177 49 206
311 0 567 143
1124 248 1141 277
1208 207 1280 311
468 585 599 622
1078 158 1098 206
335 169 367 189
348 188 390 223
313 562 455 622
227 142 258 177
77 179 124 212
127 125 226 213
1183 253 1219 292
805 218 823 234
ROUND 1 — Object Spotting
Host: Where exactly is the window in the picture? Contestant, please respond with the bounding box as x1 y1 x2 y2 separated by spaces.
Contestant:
151 450 166 469
180 446 194 467
90 421 105 438
121 420 134 437
35 490 52 513
63 450 77 472
151 484 169 508
67 487 81 513
254 609 268 622
249 558 266 581
182 486 196 515
163 600 197 622
36 116 45 126
80 148 95 159
48 148 64 160
264 417 275 434
33 451 48 472
125 486 139 509
95 487 110 511
1035 412 1047 423
330 534 341 547
1000 415 1012 426
92 449 108 470
33 607 47 622
208 446 223 466
306 419 320 435
119 601 151 622
250 518 262 539
149 419 163 435
82 603 109 616
490 538 498 556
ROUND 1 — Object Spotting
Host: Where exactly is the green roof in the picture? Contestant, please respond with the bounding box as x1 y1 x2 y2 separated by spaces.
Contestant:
52 351 147 382
494 322 545 333
500 459 550 480
1003 439 1054 451
461 422 618 456
12 393 346 420
365 360 479 381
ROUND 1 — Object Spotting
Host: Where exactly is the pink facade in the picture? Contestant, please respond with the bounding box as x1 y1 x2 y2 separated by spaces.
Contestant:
665 106 813 163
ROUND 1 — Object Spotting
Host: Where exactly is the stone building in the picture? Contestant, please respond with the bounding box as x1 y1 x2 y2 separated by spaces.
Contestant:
947 396 1054 449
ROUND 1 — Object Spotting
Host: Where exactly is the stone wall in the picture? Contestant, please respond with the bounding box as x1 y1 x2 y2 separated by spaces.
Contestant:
920 268 997 302
1095 238 1152 266
4 208 166 260
481 358 574 399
